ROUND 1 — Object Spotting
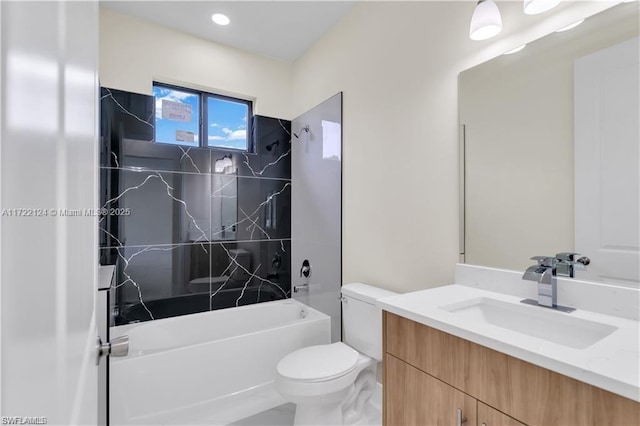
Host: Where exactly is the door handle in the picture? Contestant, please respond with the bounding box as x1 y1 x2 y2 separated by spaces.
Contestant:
456 408 467 426
96 335 129 365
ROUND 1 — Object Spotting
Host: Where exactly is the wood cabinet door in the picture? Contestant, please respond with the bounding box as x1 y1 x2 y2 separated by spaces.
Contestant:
478 402 526 426
385 354 477 426
385 312 640 425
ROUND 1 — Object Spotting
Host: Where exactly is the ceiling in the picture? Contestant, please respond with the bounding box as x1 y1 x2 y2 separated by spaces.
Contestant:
100 1 356 61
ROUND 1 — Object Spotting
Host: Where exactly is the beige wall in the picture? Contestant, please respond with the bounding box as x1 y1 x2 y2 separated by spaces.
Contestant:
460 5 638 272
292 2 467 294
99 8 292 119
291 1 617 293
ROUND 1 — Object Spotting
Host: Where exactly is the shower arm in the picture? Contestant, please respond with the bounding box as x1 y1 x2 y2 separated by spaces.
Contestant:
293 125 310 139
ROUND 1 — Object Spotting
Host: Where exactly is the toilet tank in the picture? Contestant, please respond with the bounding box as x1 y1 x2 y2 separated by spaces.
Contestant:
341 283 397 361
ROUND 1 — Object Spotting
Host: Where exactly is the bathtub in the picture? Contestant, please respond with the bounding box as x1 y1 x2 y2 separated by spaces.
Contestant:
110 299 331 425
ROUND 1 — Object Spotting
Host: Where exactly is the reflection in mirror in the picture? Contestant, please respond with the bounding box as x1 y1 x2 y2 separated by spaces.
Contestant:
459 3 639 287
212 155 238 241
213 173 238 241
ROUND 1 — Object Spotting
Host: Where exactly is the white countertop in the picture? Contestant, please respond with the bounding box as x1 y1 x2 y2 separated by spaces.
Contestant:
378 283 640 402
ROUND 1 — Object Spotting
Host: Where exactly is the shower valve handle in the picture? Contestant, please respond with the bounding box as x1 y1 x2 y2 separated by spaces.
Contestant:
300 260 311 278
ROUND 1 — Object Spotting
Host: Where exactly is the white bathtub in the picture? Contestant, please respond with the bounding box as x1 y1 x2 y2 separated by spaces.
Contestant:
110 299 331 425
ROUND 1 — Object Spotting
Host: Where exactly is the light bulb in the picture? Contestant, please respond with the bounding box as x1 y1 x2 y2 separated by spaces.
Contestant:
211 13 230 26
469 0 503 41
524 0 561 15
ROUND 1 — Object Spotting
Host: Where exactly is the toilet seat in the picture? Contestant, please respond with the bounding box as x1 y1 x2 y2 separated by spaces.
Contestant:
276 343 375 399
277 342 359 382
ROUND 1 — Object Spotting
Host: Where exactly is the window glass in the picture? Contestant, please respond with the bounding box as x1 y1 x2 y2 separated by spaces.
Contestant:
153 85 200 146
207 96 249 150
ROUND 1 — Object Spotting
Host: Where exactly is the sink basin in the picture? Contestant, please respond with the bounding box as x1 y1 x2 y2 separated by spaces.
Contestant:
441 297 617 349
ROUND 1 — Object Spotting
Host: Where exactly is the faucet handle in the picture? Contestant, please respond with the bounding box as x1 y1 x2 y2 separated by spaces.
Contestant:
555 252 581 262
577 256 590 266
556 252 590 269
530 256 556 267
574 256 590 271
554 252 591 277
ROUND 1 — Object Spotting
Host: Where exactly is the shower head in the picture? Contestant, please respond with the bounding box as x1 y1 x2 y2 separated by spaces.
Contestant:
293 125 310 139
265 140 279 152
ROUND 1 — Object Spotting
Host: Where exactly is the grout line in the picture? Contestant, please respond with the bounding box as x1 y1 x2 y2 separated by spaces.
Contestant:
100 238 292 250
99 166 292 182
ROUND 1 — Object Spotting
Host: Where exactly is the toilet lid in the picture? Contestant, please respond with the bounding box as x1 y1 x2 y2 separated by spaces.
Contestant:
277 342 359 382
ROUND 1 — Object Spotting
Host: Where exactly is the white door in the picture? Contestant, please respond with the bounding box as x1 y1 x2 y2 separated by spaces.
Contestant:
291 93 343 342
0 2 101 423
574 37 640 286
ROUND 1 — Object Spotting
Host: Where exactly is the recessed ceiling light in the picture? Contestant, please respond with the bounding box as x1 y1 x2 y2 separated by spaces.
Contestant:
504 44 526 55
556 19 584 32
211 13 230 26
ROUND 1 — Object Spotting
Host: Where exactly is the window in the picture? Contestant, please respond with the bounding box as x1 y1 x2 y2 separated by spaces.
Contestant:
153 85 200 146
206 96 249 150
153 83 252 151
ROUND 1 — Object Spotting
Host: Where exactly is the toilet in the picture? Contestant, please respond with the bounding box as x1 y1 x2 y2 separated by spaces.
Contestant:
276 283 397 425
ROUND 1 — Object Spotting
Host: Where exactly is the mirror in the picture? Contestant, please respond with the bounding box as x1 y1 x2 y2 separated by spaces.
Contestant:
212 173 238 241
459 3 639 287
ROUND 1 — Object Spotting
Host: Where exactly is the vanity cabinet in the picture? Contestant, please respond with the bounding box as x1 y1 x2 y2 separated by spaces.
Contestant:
386 355 476 426
383 312 640 426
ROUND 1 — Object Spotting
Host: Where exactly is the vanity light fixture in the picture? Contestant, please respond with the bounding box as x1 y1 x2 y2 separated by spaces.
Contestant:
555 19 584 32
211 13 230 26
524 0 561 15
469 0 503 41
504 44 527 55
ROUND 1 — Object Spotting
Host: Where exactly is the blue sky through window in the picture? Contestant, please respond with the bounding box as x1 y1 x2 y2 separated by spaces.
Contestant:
207 97 249 150
153 86 199 146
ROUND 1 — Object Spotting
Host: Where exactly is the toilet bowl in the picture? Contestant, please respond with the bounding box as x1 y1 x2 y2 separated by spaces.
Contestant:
276 283 397 426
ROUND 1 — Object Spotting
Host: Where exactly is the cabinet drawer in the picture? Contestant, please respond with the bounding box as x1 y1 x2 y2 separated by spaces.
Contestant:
384 312 640 426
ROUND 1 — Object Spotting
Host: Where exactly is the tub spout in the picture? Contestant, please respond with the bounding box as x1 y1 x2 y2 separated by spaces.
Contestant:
293 283 308 293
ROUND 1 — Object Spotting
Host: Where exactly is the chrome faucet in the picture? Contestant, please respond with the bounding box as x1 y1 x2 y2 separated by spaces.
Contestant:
522 256 559 309
555 252 590 278
521 253 589 313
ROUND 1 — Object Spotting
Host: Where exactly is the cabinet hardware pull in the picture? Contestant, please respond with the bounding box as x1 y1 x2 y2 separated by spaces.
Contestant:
456 408 467 426
482 423 487 426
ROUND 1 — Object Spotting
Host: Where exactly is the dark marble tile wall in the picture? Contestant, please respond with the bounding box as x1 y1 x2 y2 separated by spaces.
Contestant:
99 87 292 325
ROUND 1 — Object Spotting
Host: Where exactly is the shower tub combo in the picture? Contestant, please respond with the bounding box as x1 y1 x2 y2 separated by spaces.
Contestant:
110 299 330 425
